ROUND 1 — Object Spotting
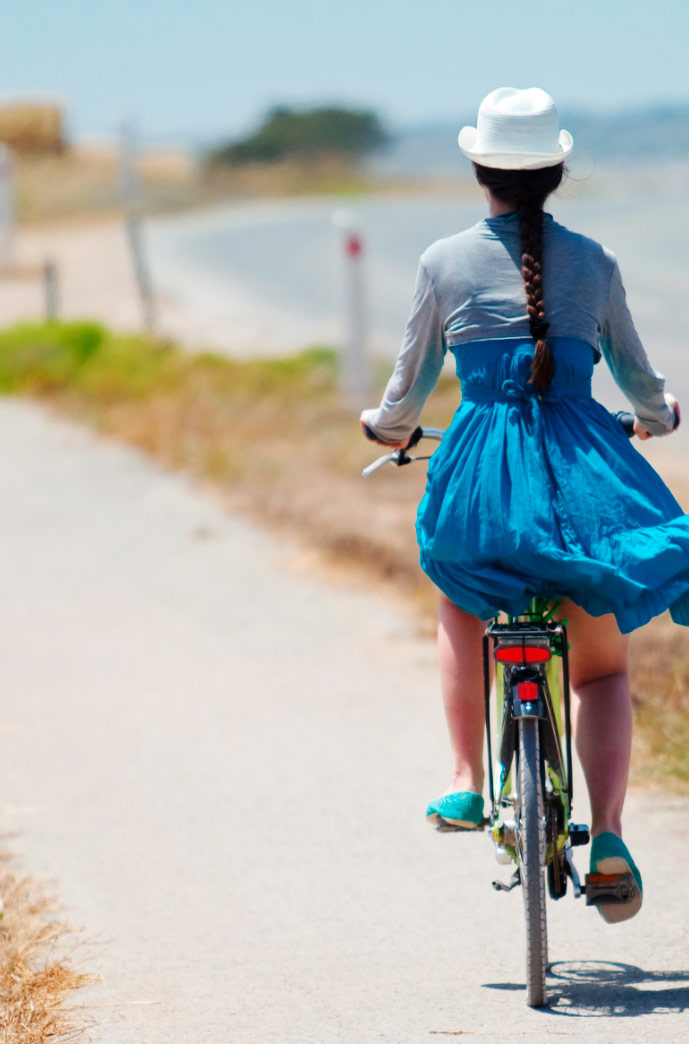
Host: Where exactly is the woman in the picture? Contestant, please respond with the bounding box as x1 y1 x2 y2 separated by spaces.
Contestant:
360 87 687 923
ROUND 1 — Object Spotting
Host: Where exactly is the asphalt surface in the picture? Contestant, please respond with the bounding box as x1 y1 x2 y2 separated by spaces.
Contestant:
3 397 689 1043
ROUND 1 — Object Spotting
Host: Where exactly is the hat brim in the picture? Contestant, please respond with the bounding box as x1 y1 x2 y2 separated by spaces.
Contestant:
458 126 573 169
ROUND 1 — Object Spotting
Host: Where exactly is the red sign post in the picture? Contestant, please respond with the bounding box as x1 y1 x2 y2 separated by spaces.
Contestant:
333 209 369 410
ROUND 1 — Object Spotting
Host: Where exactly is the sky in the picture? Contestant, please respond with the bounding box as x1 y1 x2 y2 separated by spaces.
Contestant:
2 0 688 144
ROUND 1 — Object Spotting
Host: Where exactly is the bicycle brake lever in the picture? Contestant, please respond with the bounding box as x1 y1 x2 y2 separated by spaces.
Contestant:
361 452 399 477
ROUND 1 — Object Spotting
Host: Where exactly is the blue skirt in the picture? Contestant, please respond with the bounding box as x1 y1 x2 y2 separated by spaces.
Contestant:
416 338 689 633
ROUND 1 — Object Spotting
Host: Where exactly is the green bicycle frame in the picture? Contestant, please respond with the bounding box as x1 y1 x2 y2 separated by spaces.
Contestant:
482 598 574 861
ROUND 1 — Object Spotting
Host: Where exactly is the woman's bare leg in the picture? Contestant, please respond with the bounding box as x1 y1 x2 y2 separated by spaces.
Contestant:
437 593 486 794
560 600 631 838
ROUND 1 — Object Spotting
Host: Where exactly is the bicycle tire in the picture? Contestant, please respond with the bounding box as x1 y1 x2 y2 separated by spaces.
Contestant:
517 717 548 1007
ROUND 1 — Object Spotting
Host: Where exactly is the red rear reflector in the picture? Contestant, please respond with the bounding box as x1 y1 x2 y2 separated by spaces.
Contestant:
518 681 539 701
494 646 551 664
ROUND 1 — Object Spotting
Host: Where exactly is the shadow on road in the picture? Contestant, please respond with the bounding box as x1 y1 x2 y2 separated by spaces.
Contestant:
483 961 689 1016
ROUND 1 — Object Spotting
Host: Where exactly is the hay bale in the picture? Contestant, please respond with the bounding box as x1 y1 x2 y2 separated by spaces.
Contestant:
0 103 65 153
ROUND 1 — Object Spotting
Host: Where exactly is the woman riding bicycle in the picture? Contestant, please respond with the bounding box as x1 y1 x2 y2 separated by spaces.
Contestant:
361 87 687 922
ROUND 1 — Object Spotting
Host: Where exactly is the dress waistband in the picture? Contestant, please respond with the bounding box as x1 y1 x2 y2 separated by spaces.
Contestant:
452 337 596 403
462 376 592 403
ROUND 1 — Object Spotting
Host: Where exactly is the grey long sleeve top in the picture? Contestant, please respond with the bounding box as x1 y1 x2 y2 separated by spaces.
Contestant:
362 212 676 442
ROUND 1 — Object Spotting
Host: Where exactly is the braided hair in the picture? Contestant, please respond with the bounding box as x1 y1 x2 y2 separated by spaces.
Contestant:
473 162 564 392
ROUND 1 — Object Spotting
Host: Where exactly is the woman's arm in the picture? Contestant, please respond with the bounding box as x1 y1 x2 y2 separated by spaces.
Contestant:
633 393 680 440
600 260 678 437
360 260 446 446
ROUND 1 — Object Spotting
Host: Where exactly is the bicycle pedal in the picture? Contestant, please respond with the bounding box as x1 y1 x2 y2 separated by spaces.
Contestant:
432 818 488 834
492 869 520 893
584 871 637 906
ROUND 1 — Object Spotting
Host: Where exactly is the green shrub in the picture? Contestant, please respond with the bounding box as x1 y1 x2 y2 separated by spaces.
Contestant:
74 334 184 400
0 321 338 403
208 106 388 167
0 321 105 392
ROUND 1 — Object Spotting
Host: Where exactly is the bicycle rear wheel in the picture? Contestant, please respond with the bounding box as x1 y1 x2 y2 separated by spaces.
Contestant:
517 717 548 1007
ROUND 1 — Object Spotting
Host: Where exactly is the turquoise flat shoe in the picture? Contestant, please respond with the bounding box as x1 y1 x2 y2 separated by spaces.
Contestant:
590 832 643 923
426 791 484 831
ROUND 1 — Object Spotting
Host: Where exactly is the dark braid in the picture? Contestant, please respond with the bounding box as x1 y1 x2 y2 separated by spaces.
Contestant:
473 162 564 391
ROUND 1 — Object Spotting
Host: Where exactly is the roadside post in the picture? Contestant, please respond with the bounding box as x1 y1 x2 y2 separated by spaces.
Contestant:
333 208 369 410
43 258 59 319
120 120 156 333
0 144 15 273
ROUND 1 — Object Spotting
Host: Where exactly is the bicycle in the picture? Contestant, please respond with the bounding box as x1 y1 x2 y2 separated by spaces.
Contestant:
362 419 641 1008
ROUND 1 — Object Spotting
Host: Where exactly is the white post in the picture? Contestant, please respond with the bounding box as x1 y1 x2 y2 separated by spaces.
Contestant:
333 208 369 410
0 144 15 274
43 258 59 319
119 119 141 211
120 120 156 334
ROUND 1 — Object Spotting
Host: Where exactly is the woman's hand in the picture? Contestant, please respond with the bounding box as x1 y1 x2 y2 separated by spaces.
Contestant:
359 418 408 450
633 394 680 439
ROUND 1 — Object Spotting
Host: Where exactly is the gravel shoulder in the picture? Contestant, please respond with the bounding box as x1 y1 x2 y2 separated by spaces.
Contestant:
3 396 689 1043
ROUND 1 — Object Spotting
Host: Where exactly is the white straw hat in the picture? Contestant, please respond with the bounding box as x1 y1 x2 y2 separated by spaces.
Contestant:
458 87 573 170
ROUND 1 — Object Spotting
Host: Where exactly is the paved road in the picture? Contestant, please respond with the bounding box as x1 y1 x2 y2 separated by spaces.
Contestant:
3 397 689 1043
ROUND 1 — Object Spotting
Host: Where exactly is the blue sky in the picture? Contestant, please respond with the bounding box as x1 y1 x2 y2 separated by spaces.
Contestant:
2 0 688 143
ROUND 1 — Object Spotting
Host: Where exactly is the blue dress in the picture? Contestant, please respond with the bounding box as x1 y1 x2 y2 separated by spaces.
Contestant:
416 337 689 633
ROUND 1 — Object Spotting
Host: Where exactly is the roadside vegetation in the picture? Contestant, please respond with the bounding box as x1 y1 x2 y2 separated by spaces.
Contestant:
14 146 201 224
14 139 409 224
12 104 398 224
0 320 687 790
203 104 396 201
0 850 93 1043
207 105 388 167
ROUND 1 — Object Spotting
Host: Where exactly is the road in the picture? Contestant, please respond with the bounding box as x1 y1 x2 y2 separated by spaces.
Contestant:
3 397 689 1043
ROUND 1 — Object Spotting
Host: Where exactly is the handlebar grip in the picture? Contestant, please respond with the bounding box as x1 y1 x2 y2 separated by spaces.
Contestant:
615 411 635 439
362 423 424 449
362 422 381 442
405 426 424 449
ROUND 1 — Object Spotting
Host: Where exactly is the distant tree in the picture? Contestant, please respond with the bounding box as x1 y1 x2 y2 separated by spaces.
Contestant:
208 105 388 166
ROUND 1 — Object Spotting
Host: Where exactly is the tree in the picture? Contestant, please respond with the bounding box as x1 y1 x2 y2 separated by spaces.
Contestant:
208 105 388 166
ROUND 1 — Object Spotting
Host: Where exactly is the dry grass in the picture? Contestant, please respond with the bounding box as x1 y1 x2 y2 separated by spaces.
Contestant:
201 155 432 200
14 147 392 227
1 320 688 790
0 851 94 1043
15 146 200 224
630 611 689 791
0 103 64 153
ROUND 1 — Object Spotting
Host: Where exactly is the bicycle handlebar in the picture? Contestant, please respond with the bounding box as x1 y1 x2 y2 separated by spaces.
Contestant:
363 411 637 476
361 425 444 476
